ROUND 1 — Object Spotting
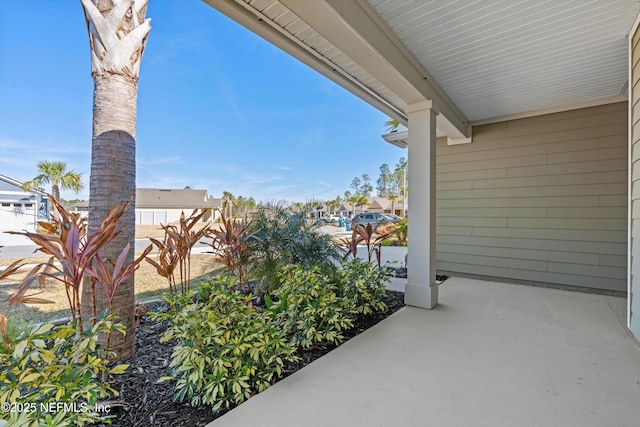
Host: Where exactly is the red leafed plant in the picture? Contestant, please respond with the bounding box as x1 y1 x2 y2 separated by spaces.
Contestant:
339 222 392 266
206 212 253 282
5 196 151 334
145 210 210 294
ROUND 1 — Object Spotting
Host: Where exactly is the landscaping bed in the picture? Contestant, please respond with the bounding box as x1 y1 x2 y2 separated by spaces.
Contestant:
100 289 405 427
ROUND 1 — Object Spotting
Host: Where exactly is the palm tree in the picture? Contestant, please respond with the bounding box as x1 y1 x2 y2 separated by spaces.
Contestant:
388 193 398 215
222 191 236 218
357 195 369 213
79 0 151 360
22 161 83 201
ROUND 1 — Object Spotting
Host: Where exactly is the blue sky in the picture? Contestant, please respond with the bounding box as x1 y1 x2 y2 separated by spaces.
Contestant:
0 1 404 203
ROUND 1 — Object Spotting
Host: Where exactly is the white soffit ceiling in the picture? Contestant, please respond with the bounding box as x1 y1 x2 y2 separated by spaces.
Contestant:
368 0 639 122
209 0 639 124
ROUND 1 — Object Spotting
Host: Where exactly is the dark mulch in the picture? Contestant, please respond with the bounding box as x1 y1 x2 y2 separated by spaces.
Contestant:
100 290 405 427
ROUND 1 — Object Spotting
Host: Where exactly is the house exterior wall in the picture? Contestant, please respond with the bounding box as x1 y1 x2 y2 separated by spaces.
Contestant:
135 208 220 225
629 21 640 338
435 102 628 292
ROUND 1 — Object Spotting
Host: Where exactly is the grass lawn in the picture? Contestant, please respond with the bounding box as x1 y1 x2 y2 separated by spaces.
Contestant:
0 251 224 324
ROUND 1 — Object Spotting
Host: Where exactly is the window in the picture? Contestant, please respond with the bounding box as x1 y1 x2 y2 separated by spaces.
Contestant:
13 203 22 207
1 203 9 207
24 203 33 208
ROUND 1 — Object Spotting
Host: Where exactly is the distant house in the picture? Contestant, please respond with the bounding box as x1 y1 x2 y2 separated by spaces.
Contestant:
135 188 222 225
367 197 405 216
0 174 49 233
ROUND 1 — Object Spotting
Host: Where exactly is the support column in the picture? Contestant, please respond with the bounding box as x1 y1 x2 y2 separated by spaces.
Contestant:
405 100 438 309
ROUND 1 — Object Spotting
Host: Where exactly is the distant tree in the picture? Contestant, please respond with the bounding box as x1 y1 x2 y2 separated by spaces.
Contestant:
356 195 369 213
22 161 83 201
376 163 391 197
388 193 398 215
393 157 408 198
350 177 361 195
222 191 236 218
361 174 373 198
184 185 192 189
347 195 359 215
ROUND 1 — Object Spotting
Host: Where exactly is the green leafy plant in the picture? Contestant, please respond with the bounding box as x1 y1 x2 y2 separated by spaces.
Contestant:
273 265 353 349
387 217 408 246
0 314 128 426
338 258 388 315
153 276 298 412
246 203 340 292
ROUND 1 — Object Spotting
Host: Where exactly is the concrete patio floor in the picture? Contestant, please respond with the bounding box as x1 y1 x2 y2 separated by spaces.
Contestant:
208 277 640 427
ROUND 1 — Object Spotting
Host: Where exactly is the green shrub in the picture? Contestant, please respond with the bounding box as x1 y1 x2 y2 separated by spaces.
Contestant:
246 203 340 292
338 259 388 315
155 277 298 412
273 265 352 349
0 315 128 426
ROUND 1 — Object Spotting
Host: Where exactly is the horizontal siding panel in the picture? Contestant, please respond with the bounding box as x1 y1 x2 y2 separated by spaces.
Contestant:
474 170 626 189
437 217 507 227
439 183 625 199
437 195 597 208
436 180 472 191
548 146 627 164
436 261 507 278
438 234 627 255
507 159 625 178
436 226 472 236
437 154 546 173
547 262 626 279
598 254 627 268
438 168 507 182
472 227 626 243
472 112 627 141
507 218 626 231
439 138 600 164
546 207 626 218
506 269 625 292
437 252 546 271
437 243 598 265
598 195 627 206
438 207 547 218
597 134 627 148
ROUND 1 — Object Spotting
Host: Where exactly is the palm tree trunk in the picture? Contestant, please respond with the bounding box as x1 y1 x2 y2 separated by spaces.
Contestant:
80 0 151 360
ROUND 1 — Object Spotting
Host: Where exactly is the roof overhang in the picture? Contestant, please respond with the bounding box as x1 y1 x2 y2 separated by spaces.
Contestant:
203 0 638 144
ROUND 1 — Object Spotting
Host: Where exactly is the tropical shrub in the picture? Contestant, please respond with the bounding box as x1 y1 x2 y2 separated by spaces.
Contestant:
339 222 392 266
338 258 388 315
273 265 352 349
246 203 340 292
6 196 151 333
0 314 128 426
153 277 298 412
146 210 210 294
387 217 408 246
206 213 253 283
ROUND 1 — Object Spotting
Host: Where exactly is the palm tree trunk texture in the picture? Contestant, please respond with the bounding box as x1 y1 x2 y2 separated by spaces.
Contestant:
80 0 151 360
84 74 138 359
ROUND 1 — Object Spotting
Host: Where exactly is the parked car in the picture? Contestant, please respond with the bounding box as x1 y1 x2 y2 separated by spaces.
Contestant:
350 212 398 229
323 214 342 224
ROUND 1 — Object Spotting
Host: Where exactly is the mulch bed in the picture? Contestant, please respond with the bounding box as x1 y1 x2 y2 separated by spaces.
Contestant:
100 290 406 427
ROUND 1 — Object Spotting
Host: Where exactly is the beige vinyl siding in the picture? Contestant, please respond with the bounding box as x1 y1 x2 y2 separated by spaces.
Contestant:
629 23 640 336
436 102 628 292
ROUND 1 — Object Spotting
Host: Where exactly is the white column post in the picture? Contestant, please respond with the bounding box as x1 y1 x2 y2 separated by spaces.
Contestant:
405 100 438 309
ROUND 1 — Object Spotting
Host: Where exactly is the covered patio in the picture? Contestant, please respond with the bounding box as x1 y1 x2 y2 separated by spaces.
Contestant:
209 277 640 426
200 0 640 424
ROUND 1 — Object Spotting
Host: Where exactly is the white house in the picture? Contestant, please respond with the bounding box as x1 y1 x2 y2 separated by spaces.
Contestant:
0 174 49 245
135 188 222 225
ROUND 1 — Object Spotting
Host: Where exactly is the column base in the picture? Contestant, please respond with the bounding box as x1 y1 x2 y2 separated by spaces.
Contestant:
405 282 438 309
